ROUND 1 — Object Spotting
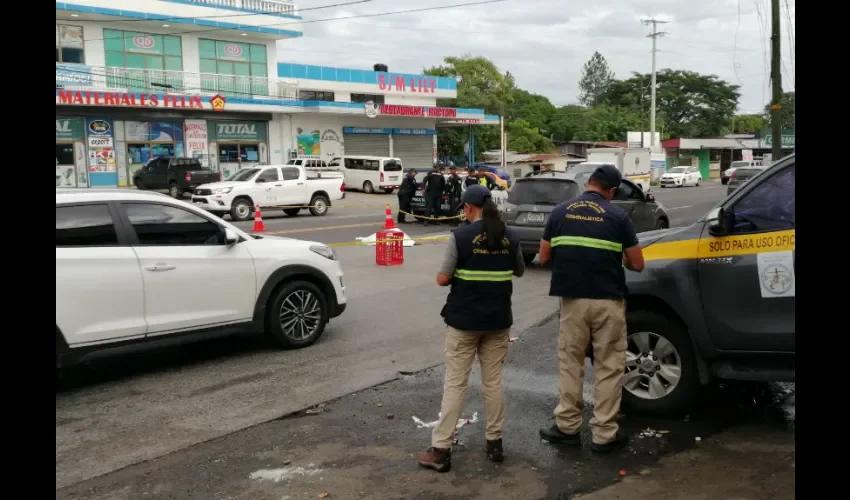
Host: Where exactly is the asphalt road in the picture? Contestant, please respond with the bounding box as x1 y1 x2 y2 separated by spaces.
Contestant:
57 317 794 500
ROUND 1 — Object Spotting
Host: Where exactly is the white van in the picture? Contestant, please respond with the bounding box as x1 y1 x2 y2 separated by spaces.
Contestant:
330 156 404 194
286 157 330 169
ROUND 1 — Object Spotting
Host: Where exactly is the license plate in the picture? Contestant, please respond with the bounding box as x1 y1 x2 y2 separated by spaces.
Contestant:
412 197 424 203
389 176 398 181
526 212 545 223
195 201 204 207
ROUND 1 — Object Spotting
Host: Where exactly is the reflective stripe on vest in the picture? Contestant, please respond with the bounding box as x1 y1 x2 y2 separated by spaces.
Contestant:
454 269 513 282
551 235 622 252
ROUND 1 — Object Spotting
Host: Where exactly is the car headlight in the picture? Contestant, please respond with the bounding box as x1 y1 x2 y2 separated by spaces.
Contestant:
310 244 337 261
215 187 233 194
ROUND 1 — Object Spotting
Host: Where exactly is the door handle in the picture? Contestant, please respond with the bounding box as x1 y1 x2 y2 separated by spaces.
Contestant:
297 182 304 186
274 184 282 186
144 264 176 272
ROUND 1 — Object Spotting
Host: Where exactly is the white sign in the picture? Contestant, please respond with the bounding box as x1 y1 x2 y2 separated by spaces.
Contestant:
742 149 753 161
364 101 378 118
184 120 209 168
757 251 795 298
88 136 113 148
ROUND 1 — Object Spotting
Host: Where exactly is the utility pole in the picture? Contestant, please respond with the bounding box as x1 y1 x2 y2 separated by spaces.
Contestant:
770 0 783 160
499 115 506 171
641 18 668 147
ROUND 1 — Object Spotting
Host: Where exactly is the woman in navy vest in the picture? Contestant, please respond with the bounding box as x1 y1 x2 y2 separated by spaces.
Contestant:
418 184 526 472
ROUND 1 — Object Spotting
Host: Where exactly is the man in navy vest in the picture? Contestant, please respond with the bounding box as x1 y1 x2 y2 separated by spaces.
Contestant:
537 164 645 453
418 184 525 472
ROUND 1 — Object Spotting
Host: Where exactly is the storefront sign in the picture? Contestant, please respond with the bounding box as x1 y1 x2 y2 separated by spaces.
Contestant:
378 74 437 94
210 94 226 112
447 119 481 124
129 34 161 52
185 120 209 167
212 121 267 142
393 128 435 136
343 127 392 135
56 117 84 140
378 104 457 118
364 101 378 118
57 90 205 109
86 117 117 186
763 133 795 147
56 64 93 87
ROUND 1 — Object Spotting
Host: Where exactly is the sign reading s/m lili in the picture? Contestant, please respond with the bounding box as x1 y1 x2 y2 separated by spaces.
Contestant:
378 74 438 94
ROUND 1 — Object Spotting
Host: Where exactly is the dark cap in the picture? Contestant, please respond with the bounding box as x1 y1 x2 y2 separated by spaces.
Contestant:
477 166 488 172
461 184 492 207
590 164 622 188
467 166 476 173
408 168 417 174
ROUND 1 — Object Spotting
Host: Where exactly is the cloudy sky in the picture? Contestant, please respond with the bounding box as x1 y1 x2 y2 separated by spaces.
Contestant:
276 0 795 115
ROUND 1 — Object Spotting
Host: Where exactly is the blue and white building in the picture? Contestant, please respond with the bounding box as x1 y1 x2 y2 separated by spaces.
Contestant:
55 0 499 187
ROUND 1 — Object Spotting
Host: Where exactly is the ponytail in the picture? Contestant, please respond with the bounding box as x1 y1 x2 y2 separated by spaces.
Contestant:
481 198 506 250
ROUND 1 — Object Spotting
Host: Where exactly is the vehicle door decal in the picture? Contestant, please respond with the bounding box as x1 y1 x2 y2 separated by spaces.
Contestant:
642 229 795 261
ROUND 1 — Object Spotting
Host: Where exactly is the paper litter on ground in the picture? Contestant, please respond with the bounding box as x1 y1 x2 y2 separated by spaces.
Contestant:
411 412 478 429
355 230 415 247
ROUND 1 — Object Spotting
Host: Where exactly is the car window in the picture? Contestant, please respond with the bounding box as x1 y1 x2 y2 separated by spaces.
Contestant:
329 158 341 167
345 158 363 170
124 203 223 246
364 160 379 171
730 165 795 234
151 159 167 172
228 168 259 181
285 159 297 165
56 204 118 247
669 167 688 174
256 168 280 182
507 180 580 205
614 181 638 201
281 167 300 181
383 160 402 172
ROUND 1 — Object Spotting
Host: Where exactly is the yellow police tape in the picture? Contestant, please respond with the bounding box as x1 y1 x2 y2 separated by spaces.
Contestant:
324 234 452 248
262 204 464 221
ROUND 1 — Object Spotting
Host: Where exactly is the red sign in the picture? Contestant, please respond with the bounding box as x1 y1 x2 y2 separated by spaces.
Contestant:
378 104 457 118
57 90 204 109
223 44 243 57
378 74 438 94
133 35 154 49
210 94 226 112
450 119 481 124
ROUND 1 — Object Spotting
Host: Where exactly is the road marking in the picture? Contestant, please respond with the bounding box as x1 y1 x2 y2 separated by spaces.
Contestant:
665 205 693 211
260 222 383 235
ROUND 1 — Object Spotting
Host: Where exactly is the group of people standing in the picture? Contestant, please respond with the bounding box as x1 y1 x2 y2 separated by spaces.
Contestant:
397 164 499 225
417 164 646 473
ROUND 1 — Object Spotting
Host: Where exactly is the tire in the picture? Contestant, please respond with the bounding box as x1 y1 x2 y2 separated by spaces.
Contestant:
383 187 394 194
523 253 536 265
655 218 669 230
168 182 180 198
230 198 253 221
622 310 700 416
695 178 701 187
284 208 301 217
134 178 144 189
308 195 330 216
267 280 328 349
456 205 466 223
363 181 375 194
721 178 729 185
212 212 227 219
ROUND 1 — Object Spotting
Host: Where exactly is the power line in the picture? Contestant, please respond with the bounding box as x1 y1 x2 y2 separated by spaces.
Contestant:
57 0 373 23
75 0 508 44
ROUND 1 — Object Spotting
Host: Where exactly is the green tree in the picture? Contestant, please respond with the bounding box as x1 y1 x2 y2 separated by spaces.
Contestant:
578 52 615 106
763 91 795 129
729 114 767 134
601 69 740 138
573 105 646 142
505 119 555 153
507 89 556 134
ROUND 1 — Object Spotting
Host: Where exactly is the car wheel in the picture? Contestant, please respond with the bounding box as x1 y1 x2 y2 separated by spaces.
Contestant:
134 178 144 189
363 181 375 194
622 310 700 416
456 205 466 223
230 198 253 221
383 187 394 194
721 178 729 185
168 182 180 198
696 178 701 186
213 212 227 219
267 280 328 349
655 218 669 230
309 195 330 216
284 208 301 217
523 253 536 265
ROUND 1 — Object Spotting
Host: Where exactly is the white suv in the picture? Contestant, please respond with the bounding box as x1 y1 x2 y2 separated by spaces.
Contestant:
56 189 347 370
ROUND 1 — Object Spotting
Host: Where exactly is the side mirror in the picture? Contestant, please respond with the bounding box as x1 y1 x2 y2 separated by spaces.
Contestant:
706 207 728 236
645 193 655 203
224 228 239 245
255 178 266 184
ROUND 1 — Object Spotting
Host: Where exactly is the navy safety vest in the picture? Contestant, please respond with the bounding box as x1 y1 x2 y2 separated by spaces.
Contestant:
546 191 638 299
442 220 520 331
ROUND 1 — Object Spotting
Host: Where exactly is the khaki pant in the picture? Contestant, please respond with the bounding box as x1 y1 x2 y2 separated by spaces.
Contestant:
432 326 510 449
554 298 627 444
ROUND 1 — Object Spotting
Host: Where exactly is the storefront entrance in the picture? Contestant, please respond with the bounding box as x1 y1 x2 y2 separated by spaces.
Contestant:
209 120 268 179
342 128 391 157
125 121 185 186
392 128 435 171
56 116 86 188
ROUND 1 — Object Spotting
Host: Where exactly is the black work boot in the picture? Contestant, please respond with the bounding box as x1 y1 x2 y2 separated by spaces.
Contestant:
418 447 451 472
486 439 504 463
591 432 629 453
539 425 581 445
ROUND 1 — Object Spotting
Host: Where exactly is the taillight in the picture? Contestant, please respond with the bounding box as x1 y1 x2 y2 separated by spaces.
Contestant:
340 182 345 192
380 172 385 182
185 172 191 181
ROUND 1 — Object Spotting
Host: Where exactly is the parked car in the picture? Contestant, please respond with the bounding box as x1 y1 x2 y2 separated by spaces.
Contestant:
56 188 348 372
621 153 795 416
721 160 762 185
133 157 221 198
409 172 509 222
726 166 767 196
502 172 669 264
332 156 404 194
192 164 345 221
659 166 702 188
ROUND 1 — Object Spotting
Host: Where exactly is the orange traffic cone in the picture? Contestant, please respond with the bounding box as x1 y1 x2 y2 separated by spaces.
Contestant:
252 204 266 232
383 203 397 229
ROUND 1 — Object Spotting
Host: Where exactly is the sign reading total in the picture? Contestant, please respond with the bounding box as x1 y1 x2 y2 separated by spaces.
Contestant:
378 74 438 94
58 90 205 109
378 104 457 118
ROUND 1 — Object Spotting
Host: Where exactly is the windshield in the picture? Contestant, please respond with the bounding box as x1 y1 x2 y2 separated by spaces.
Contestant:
669 167 688 174
732 167 763 180
285 159 299 165
508 179 580 205
730 161 751 168
227 168 260 181
567 164 598 175
383 160 403 172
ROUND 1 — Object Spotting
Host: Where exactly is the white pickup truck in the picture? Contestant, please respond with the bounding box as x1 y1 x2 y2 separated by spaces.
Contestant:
192 165 345 221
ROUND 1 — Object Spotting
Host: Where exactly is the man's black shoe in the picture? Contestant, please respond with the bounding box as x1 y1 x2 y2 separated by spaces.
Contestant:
591 433 629 453
539 425 581 445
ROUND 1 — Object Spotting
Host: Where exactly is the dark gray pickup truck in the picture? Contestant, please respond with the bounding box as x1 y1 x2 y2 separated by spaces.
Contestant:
621 154 795 415
133 157 221 198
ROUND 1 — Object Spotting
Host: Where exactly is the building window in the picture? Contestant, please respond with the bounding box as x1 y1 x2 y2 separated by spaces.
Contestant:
56 25 85 64
351 94 385 104
198 39 268 96
299 90 335 101
104 30 183 92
